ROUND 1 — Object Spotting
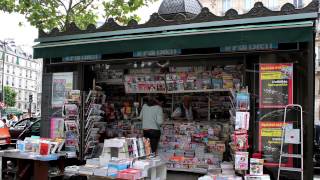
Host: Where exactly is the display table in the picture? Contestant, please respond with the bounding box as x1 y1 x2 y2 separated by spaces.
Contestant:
65 162 167 180
0 150 67 180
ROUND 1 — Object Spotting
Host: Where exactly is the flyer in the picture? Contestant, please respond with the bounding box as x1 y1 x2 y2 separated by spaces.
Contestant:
259 63 293 108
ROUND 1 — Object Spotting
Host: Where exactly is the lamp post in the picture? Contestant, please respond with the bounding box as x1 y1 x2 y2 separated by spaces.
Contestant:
0 40 7 104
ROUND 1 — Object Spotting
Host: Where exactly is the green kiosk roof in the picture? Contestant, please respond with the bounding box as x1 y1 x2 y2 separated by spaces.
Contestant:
33 1 318 59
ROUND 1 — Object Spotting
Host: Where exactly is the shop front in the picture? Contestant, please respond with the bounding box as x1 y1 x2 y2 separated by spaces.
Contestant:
28 1 319 180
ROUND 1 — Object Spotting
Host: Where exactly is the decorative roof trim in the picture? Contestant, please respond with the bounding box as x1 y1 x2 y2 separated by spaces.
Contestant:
38 1 318 39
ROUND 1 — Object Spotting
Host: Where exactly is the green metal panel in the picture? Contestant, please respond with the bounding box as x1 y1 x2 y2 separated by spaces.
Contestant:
34 26 313 59
35 12 317 43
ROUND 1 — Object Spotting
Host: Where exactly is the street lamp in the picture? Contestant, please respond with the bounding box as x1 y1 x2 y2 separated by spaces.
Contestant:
0 40 8 104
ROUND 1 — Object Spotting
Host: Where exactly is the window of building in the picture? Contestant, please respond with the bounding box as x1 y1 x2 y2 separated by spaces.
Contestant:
5 76 8 85
24 103 27 110
18 90 21 100
19 79 21 88
6 55 8 62
6 66 9 73
18 103 21 109
25 80 27 89
223 0 231 13
11 56 14 63
16 57 19 65
12 77 15 87
293 0 303 8
25 92 28 101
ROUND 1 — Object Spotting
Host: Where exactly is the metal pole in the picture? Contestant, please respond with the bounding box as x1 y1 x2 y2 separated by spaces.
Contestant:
1 41 5 104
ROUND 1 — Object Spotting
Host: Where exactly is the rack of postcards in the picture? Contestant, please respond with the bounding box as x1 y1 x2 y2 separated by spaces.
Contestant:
83 90 107 160
63 90 81 158
232 91 250 174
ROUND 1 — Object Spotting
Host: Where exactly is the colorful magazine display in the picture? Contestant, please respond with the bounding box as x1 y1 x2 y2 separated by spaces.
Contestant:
124 74 166 93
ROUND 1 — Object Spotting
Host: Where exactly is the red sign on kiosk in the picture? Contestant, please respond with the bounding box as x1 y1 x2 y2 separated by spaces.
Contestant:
259 63 293 108
258 121 293 167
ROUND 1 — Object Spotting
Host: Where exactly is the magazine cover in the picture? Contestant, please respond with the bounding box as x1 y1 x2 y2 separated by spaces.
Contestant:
250 158 264 175
235 112 250 130
235 151 249 170
66 90 81 104
236 92 250 110
233 130 249 150
50 118 64 139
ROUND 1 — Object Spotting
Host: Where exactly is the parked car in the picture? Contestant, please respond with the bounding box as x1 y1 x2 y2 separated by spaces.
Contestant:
9 117 40 144
0 119 11 148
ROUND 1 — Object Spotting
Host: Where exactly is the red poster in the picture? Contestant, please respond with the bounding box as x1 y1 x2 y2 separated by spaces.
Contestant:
259 63 293 108
258 121 293 167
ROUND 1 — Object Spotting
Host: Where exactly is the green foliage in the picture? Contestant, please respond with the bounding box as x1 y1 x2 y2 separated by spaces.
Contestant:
4 86 16 107
0 0 158 31
103 0 157 24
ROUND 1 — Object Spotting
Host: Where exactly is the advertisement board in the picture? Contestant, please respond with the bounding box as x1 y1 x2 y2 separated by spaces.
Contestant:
258 121 293 167
52 72 73 108
259 63 293 108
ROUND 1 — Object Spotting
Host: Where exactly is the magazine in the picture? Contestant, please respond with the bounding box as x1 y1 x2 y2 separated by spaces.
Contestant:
235 151 249 170
233 130 249 150
236 93 250 111
250 158 264 175
235 112 250 130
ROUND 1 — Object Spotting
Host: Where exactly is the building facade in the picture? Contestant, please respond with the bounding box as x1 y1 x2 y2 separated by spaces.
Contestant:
0 40 43 114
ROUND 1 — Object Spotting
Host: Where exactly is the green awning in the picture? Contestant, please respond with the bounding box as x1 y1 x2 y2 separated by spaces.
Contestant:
2 107 23 116
33 21 314 59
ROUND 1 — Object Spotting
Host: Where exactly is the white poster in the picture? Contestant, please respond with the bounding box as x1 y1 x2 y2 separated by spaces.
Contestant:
52 72 73 108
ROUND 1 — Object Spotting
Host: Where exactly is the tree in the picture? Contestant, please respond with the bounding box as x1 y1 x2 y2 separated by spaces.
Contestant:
0 0 158 31
4 86 17 107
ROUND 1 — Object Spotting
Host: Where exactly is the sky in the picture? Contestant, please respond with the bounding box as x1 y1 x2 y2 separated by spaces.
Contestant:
0 1 162 54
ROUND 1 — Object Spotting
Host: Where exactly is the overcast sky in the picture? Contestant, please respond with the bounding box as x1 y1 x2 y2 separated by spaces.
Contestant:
0 1 161 54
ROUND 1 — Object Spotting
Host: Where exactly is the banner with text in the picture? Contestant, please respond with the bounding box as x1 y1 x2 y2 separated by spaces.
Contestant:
259 63 293 108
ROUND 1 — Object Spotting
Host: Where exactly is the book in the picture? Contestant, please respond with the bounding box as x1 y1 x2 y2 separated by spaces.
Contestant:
250 158 264 175
235 112 250 130
233 130 249 150
235 151 249 170
236 93 250 111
